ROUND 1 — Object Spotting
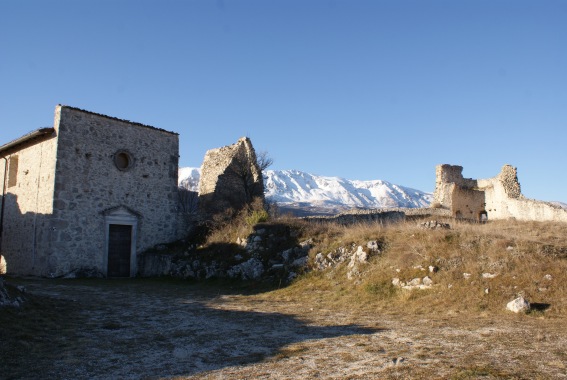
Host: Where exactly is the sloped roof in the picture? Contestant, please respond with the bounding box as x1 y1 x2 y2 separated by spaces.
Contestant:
0 128 55 156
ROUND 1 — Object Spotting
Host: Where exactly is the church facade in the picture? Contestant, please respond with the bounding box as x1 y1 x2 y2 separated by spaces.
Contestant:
0 105 184 277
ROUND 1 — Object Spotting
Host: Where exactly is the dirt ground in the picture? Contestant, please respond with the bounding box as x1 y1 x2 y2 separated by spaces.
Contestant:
1 278 566 379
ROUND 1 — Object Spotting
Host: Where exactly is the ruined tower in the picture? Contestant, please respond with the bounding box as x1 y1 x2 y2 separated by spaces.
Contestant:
198 137 265 216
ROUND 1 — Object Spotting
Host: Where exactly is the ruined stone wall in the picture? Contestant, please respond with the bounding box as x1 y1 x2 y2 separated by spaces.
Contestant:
433 165 486 219
198 137 264 216
304 207 451 225
42 106 182 276
450 186 486 220
0 133 58 275
434 163 567 223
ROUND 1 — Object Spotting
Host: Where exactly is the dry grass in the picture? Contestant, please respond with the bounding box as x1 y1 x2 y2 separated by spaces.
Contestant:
204 198 270 245
261 218 567 317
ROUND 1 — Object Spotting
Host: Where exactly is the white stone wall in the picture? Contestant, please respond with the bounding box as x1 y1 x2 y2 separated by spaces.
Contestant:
434 164 567 223
0 131 58 275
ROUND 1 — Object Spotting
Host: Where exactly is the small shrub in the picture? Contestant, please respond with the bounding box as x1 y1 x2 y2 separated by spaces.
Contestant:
245 209 269 226
364 281 397 300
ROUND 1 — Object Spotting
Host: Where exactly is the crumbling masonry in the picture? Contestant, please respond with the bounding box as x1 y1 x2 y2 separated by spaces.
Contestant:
198 137 264 216
433 164 567 223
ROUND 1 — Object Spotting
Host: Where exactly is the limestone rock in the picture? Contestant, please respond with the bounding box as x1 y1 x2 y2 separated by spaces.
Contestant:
420 220 450 230
408 278 422 287
281 248 294 263
227 258 265 280
291 256 308 268
314 253 328 270
506 296 530 313
367 240 381 252
348 246 368 268
299 239 313 251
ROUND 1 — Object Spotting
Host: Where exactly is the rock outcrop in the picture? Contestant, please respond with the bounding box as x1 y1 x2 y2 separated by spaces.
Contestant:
138 224 310 283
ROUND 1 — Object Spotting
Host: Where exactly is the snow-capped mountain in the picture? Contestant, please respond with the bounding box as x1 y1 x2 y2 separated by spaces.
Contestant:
264 169 432 208
178 167 432 215
178 167 201 191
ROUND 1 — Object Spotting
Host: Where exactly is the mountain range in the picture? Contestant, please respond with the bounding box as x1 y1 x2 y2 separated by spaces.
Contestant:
179 167 433 216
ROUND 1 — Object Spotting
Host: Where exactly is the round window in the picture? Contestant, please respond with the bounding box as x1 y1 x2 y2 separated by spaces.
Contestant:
114 150 133 171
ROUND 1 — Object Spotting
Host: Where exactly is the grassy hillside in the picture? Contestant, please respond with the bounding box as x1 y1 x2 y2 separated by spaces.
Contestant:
204 208 567 317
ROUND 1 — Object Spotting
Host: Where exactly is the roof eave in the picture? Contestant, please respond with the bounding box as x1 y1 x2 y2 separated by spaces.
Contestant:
0 128 55 156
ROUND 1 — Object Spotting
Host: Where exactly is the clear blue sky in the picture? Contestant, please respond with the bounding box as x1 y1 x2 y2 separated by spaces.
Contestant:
1 1 566 201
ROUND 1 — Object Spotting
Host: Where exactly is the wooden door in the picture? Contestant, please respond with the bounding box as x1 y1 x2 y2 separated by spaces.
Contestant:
107 224 132 277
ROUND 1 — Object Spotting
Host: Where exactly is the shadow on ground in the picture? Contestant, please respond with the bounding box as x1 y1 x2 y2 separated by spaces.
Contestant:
1 278 383 379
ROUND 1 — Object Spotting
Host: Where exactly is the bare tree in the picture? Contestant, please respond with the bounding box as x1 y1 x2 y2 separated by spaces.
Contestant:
256 151 274 171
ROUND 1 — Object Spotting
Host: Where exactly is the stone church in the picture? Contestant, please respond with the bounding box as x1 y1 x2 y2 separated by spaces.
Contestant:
0 105 185 277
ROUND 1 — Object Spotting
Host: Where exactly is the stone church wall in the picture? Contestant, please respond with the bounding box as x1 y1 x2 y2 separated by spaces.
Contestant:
0 131 58 275
46 106 183 276
1 105 185 277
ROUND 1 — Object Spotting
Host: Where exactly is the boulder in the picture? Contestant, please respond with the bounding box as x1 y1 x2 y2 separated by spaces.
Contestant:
420 220 450 230
291 256 308 268
367 240 381 252
506 296 530 313
348 246 368 268
227 258 264 280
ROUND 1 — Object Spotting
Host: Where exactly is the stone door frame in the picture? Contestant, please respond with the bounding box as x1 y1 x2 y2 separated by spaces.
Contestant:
103 207 139 277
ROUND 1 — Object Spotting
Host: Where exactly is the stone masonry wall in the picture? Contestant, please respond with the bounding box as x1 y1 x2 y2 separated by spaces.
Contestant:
46 106 182 276
0 132 58 275
304 207 451 225
198 137 264 216
434 164 567 223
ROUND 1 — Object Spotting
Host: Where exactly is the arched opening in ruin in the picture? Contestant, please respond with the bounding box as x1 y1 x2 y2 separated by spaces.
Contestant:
479 211 488 223
455 210 462 219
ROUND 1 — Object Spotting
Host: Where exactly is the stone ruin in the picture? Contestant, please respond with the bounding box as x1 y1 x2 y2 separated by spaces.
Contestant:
433 164 567 223
198 137 264 216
